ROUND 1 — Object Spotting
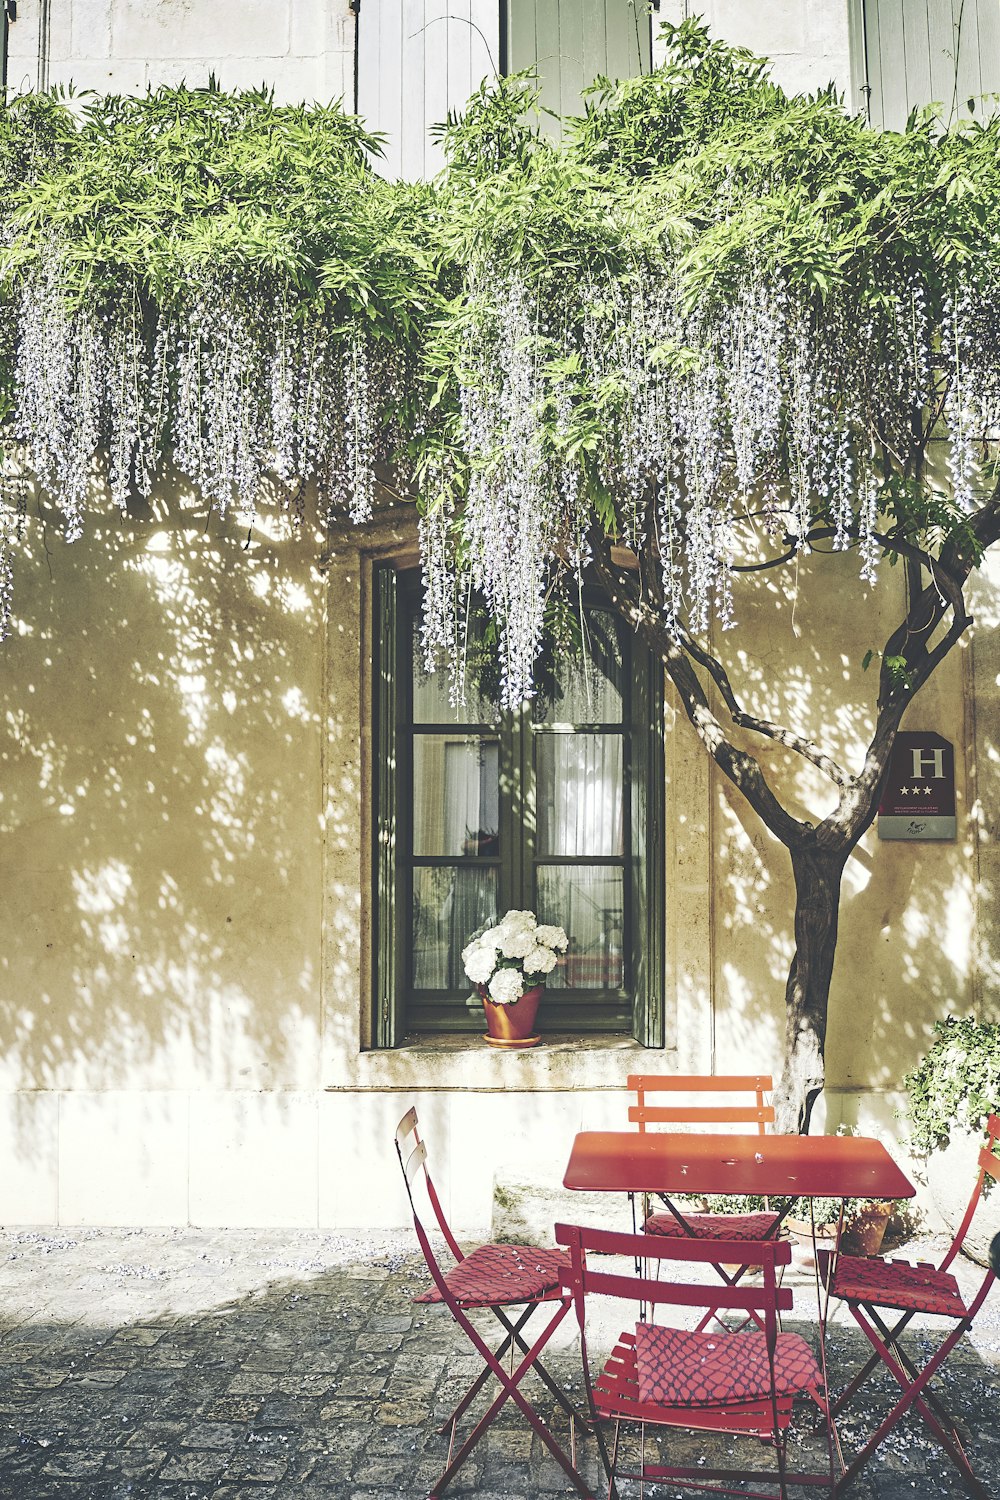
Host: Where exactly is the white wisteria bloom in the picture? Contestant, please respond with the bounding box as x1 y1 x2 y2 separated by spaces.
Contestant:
488 968 524 1004
524 945 557 976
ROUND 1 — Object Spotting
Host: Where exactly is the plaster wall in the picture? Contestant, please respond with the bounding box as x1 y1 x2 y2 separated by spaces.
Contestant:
5 0 356 103
0 478 995 1229
654 1 855 102
4 1 855 114
0 0 994 1230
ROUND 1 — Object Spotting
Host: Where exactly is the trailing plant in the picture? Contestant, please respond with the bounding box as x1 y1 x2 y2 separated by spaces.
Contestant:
4 23 1000 1128
902 1016 1000 1156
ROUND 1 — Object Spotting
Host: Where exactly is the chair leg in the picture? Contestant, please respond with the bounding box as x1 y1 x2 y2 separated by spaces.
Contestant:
826 1306 916 1421
429 1300 596 1500
606 1420 622 1500
491 1304 588 1424
865 1305 960 1433
435 1302 535 1433
834 1305 991 1500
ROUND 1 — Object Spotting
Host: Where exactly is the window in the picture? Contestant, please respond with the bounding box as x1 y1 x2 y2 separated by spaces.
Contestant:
371 565 664 1046
853 0 1000 129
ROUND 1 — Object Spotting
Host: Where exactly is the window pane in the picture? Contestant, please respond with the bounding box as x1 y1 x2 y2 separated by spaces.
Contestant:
537 866 624 989
413 737 499 856
536 733 623 855
532 609 624 723
412 636 499 724
412 866 498 989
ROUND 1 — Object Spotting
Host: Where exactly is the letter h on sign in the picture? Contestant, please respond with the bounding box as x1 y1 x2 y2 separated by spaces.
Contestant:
911 747 945 781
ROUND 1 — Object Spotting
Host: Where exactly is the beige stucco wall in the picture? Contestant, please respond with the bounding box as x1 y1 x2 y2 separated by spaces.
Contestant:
0 1 995 1229
1 467 996 1229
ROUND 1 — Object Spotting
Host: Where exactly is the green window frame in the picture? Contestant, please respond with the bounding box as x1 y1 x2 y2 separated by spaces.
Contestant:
372 563 664 1048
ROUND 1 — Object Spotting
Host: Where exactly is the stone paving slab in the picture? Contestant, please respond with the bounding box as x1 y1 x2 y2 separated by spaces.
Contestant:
0 1227 996 1498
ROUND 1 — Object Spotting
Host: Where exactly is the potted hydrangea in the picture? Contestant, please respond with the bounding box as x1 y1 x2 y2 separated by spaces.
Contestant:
462 910 568 1048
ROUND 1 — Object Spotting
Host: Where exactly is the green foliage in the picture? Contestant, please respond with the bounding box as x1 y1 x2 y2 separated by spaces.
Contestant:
2 20 1000 641
902 1016 1000 1155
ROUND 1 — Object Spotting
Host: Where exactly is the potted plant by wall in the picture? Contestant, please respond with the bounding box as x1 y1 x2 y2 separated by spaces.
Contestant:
902 1015 1000 1266
462 911 568 1049
784 1197 896 1258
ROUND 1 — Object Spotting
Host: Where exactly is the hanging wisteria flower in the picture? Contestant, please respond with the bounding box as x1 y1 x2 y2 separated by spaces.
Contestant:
462 910 569 1003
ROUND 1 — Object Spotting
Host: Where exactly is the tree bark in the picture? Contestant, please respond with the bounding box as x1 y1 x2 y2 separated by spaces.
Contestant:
772 842 849 1134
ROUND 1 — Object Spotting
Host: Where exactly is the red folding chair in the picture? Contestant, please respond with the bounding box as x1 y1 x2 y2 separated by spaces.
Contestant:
629 1074 784 1330
556 1221 834 1500
822 1113 1000 1498
394 1107 593 1500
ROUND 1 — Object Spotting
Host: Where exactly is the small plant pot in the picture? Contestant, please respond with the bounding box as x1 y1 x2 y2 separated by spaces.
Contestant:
480 984 543 1047
842 1200 893 1257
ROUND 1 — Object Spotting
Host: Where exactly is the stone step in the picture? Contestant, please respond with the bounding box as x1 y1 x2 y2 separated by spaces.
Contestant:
492 1169 636 1246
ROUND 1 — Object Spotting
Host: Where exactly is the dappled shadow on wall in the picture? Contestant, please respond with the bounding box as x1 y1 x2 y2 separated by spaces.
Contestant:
0 471 335 1120
699 544 981 1093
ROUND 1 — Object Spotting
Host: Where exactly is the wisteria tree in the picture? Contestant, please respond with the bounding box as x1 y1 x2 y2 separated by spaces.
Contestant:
3 23 1000 1128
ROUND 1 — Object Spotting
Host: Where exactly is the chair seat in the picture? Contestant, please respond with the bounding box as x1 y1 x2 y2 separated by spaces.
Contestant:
828 1254 968 1319
633 1322 823 1408
643 1210 781 1242
415 1243 569 1307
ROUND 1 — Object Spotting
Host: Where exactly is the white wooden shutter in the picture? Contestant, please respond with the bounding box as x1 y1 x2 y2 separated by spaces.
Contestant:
506 0 652 125
356 0 501 179
860 0 1000 129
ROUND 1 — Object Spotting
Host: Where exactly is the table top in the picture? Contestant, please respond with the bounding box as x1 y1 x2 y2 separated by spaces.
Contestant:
563 1131 916 1201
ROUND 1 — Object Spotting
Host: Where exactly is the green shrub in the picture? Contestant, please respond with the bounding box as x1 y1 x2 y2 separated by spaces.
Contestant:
902 1016 1000 1156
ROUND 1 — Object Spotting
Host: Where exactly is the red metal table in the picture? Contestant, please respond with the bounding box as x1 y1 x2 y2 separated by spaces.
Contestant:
563 1130 916 1205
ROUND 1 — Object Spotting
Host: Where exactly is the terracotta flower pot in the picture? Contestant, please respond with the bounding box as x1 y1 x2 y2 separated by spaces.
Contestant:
479 984 543 1048
842 1200 893 1257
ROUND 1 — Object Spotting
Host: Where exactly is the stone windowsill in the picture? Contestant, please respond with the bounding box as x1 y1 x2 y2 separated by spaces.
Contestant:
327 1032 653 1092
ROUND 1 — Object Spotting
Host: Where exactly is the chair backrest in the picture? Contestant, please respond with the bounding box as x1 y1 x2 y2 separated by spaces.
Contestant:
554 1221 792 1420
942 1112 1000 1273
555 1221 792 1320
394 1105 463 1265
627 1074 774 1134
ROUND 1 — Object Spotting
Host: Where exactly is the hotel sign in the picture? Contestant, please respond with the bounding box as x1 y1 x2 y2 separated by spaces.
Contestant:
877 732 956 841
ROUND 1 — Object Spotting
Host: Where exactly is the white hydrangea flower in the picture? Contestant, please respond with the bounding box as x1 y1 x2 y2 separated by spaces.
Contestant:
534 924 568 952
488 968 524 1004
462 941 496 986
499 927 534 959
524 945 557 976
500 909 536 930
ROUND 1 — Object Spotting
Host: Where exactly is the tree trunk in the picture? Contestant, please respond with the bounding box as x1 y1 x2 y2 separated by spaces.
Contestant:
772 842 849 1134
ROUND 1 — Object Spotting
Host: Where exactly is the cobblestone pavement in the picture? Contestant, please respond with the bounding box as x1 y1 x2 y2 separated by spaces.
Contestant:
0 1227 997 1499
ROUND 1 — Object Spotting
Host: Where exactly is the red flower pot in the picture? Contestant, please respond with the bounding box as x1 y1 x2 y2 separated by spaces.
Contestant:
479 984 543 1048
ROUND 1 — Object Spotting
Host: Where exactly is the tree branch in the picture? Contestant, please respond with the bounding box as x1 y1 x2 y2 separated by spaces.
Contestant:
588 527 810 848
671 616 854 790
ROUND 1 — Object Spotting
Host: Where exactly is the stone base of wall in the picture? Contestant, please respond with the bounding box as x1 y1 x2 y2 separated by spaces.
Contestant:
0 1085 921 1231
